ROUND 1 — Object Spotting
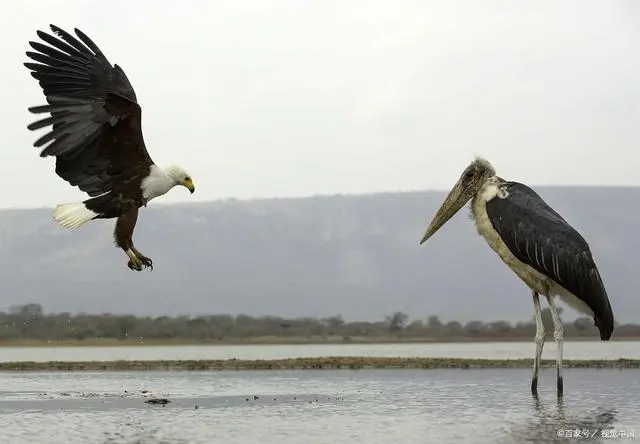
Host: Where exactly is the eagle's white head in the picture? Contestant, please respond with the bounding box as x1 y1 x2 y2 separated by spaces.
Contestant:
164 164 195 194
142 164 195 203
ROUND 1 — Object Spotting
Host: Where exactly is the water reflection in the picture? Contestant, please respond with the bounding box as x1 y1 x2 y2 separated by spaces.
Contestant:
500 396 621 443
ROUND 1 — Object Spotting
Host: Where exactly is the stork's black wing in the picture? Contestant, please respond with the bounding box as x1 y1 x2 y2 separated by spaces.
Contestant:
25 25 154 197
485 181 614 340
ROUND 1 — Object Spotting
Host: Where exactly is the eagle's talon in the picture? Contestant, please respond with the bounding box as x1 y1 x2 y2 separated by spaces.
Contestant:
127 257 144 271
126 248 152 272
139 256 153 271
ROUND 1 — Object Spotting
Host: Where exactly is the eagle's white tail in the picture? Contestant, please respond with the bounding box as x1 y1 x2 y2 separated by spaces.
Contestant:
52 203 98 229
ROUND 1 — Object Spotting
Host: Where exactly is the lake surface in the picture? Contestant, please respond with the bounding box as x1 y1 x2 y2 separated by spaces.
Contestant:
0 368 638 444
0 341 639 363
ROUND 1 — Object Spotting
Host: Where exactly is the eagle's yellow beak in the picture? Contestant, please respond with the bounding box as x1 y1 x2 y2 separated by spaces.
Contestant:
183 178 195 194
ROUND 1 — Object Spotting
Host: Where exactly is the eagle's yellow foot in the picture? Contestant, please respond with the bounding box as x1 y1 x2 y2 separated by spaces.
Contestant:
127 256 144 271
125 249 153 272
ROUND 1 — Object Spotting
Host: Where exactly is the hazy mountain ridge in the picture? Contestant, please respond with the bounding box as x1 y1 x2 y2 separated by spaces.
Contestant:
0 186 636 324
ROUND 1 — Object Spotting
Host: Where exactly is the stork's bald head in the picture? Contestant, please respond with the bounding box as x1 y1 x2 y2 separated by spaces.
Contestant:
419 157 495 244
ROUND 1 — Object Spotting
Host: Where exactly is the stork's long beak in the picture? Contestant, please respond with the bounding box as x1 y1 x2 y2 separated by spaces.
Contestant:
419 179 474 245
183 178 195 194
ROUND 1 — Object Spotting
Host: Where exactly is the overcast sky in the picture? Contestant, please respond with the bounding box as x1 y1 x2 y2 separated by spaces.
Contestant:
2 0 639 209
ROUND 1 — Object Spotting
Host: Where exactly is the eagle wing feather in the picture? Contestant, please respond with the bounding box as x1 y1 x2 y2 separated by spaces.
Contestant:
25 25 154 199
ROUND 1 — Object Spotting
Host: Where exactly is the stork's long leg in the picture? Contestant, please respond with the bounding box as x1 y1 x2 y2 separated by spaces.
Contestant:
545 294 564 397
531 290 546 397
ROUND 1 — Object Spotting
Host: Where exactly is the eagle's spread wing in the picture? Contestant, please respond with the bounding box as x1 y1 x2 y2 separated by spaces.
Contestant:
485 182 614 340
25 25 154 198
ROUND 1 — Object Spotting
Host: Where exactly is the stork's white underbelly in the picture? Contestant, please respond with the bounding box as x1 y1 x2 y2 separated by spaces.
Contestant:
470 184 594 318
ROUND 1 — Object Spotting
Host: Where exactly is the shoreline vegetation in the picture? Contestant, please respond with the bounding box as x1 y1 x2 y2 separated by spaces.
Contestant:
2 303 640 347
2 304 638 371
1 357 640 372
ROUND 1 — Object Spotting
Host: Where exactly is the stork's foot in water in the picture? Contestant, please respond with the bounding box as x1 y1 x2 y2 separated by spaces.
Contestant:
557 374 564 397
125 249 153 272
531 377 539 398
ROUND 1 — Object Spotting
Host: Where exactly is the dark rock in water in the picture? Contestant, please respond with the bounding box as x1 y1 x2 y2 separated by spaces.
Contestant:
144 398 171 405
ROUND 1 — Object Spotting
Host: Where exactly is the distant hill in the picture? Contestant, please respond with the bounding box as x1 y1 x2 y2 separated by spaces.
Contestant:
0 186 636 324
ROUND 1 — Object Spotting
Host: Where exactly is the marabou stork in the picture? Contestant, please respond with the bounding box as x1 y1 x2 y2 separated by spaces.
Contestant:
419 157 614 397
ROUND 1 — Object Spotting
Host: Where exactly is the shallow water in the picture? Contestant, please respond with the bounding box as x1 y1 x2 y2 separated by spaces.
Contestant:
0 368 638 444
1 340 639 362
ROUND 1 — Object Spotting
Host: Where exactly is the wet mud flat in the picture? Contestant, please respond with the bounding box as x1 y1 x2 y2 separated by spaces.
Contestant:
0 391 343 412
1 357 639 371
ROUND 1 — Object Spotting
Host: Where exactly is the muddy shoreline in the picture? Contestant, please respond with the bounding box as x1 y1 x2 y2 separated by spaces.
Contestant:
1 357 639 371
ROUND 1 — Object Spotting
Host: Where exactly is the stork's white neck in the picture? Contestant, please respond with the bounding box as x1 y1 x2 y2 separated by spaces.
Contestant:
478 177 499 203
469 176 508 222
141 165 178 202
474 176 509 206
470 176 508 250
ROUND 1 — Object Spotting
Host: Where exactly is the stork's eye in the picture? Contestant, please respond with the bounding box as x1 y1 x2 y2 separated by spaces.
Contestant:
185 176 191 181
